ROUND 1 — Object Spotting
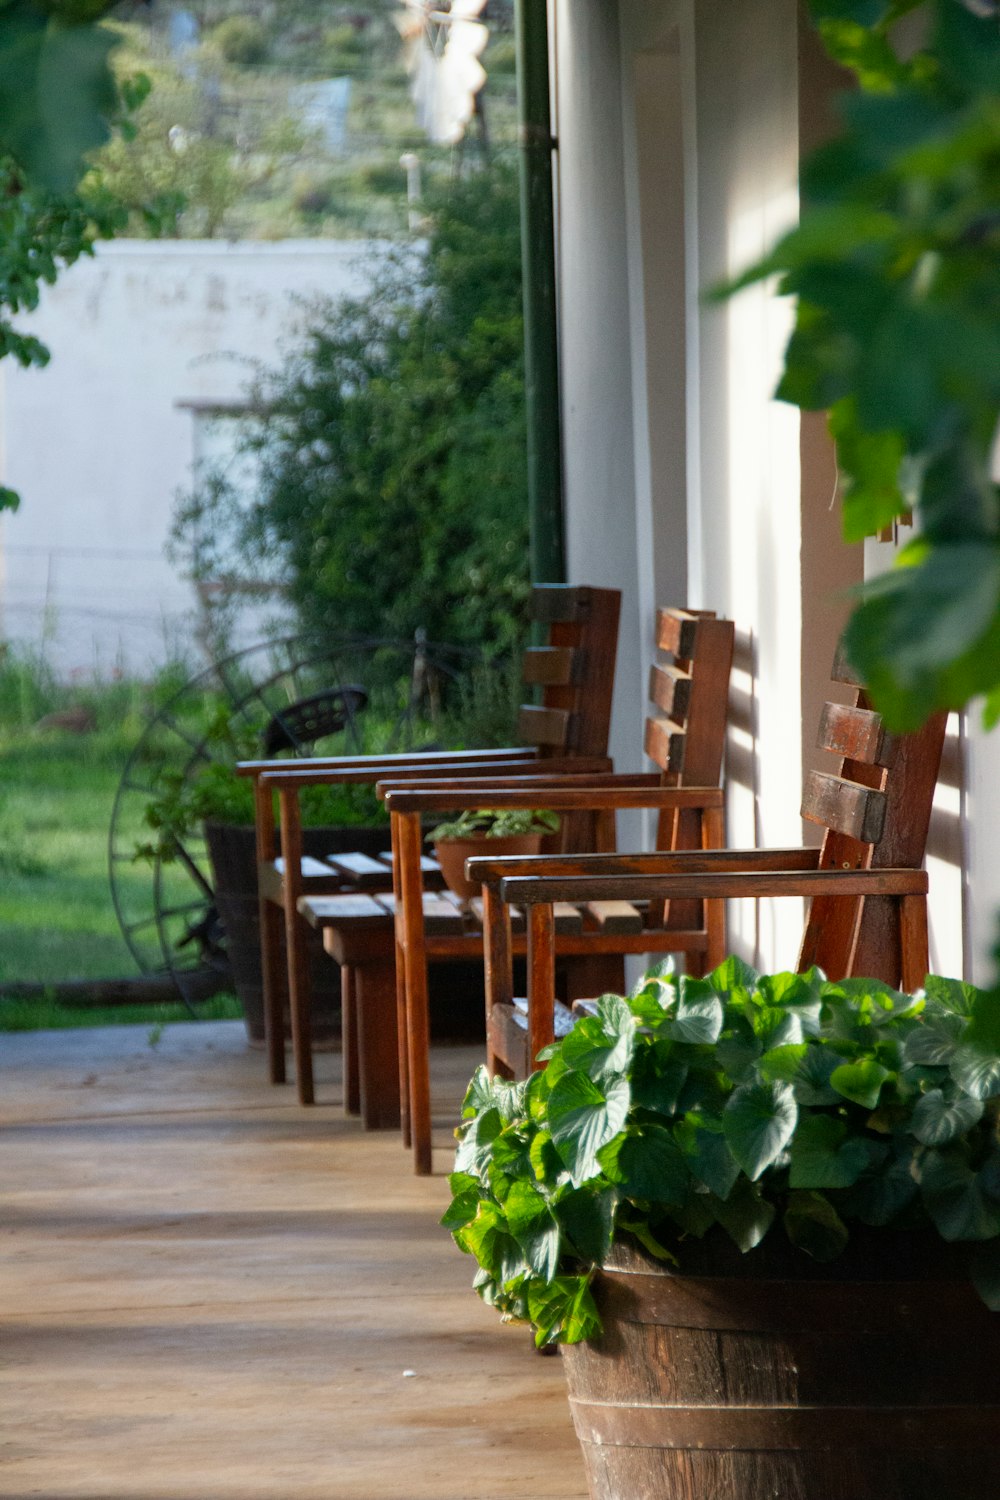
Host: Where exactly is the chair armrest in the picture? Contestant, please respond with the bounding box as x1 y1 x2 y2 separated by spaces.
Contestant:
498 865 929 906
468 846 822 884
376 769 656 800
235 745 535 780
256 755 612 791
379 783 725 815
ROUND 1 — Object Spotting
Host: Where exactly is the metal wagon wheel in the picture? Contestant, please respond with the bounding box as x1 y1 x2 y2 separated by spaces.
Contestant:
108 631 472 1011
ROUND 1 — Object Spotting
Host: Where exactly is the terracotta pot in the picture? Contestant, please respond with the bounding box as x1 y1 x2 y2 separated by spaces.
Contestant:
560 1235 1000 1500
433 834 542 901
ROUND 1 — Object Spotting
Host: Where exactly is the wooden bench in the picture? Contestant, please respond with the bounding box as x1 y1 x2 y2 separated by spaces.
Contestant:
238 584 621 1105
477 648 948 1085
346 609 735 1173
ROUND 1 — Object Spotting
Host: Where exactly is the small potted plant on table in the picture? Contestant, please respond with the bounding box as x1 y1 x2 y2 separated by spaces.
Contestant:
445 958 1000 1499
427 807 560 901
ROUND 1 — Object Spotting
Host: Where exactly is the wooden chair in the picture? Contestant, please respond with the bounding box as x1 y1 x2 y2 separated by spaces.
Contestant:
378 608 735 1171
236 584 621 1105
474 652 948 1074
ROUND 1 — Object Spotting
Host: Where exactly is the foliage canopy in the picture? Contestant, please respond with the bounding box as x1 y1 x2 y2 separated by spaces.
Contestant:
173 162 531 653
729 0 1000 729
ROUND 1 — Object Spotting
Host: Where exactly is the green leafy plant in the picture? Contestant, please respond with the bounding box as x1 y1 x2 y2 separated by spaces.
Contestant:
135 704 385 866
427 807 559 844
445 957 1000 1346
724 0 1000 729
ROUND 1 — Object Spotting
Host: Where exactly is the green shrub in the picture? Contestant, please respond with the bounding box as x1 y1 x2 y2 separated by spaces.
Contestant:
212 16 270 66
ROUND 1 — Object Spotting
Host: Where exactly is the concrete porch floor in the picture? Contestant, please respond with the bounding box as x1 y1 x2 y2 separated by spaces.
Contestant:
1 1023 588 1500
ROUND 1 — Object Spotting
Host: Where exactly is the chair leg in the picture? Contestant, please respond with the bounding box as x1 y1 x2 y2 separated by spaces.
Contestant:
260 894 286 1085
285 904 315 1106
398 812 432 1175
900 893 930 994
355 960 402 1130
483 881 514 1079
341 965 360 1117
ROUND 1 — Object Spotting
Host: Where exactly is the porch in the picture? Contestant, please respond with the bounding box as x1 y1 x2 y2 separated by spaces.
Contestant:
1 1023 586 1500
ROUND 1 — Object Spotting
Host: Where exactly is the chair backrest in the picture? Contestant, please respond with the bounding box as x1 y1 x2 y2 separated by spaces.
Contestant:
517 585 621 760
645 608 735 859
797 646 947 983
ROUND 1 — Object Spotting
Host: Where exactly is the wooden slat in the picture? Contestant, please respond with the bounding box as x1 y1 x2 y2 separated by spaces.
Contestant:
323 851 392 888
832 638 864 686
297 893 392 930
655 607 700 658
817 702 896 767
553 902 584 934
802 770 887 844
517 703 573 749
521 645 578 686
529 584 592 624
273 854 341 881
648 661 692 719
584 900 644 934
644 715 686 774
470 896 525 932
512 995 577 1037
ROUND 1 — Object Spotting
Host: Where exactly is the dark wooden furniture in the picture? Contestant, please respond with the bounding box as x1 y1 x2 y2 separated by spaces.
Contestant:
237 584 621 1106
476 655 948 1070
375 608 735 1172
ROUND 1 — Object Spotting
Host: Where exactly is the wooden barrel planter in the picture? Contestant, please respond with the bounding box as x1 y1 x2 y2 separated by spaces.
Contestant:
203 820 389 1047
560 1235 1000 1500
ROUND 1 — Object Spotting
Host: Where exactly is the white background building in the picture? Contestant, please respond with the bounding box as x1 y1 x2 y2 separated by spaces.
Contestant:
0 239 379 678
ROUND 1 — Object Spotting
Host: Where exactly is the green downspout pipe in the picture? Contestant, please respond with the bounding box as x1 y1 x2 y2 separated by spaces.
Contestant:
515 0 566 585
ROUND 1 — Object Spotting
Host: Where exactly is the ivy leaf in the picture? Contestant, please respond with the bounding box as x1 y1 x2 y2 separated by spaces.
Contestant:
561 1011 633 1084
611 1124 691 1204
665 991 724 1046
949 1046 1000 1102
784 1190 849 1262
789 1114 870 1189
708 955 759 998
919 1150 1000 1242
838 1138 918 1226
830 1058 893 1108
903 1011 965 1066
910 1089 984 1146
554 1186 615 1264
761 1042 844 1105
707 1178 775 1252
629 1045 688 1116
527 1275 601 1347
675 1115 741 1200
923 974 979 1018
503 1181 561 1281
722 1080 798 1180
547 1071 630 1185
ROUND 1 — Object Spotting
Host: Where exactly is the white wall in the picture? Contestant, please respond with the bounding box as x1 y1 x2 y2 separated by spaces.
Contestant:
0 240 379 678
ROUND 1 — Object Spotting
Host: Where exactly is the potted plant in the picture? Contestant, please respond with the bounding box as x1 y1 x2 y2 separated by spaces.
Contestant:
427 807 560 901
445 958 1000 1498
137 711 389 1044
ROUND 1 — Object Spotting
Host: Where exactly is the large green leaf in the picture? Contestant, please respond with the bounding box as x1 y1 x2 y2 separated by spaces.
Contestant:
910 1088 984 1146
561 1010 634 1084
554 1185 615 1264
503 1181 561 1280
0 2 120 193
830 1058 893 1108
607 1124 690 1204
665 991 724 1046
722 1080 798 1180
761 1042 845 1105
789 1114 870 1189
547 1071 630 1185
919 1149 1000 1241
708 1178 776 1252
949 1045 1000 1102
838 1138 919 1225
527 1275 601 1347
675 1115 741 1200
784 1190 850 1262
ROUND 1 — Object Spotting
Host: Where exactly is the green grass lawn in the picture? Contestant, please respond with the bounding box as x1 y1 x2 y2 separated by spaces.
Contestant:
0 698 241 1031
